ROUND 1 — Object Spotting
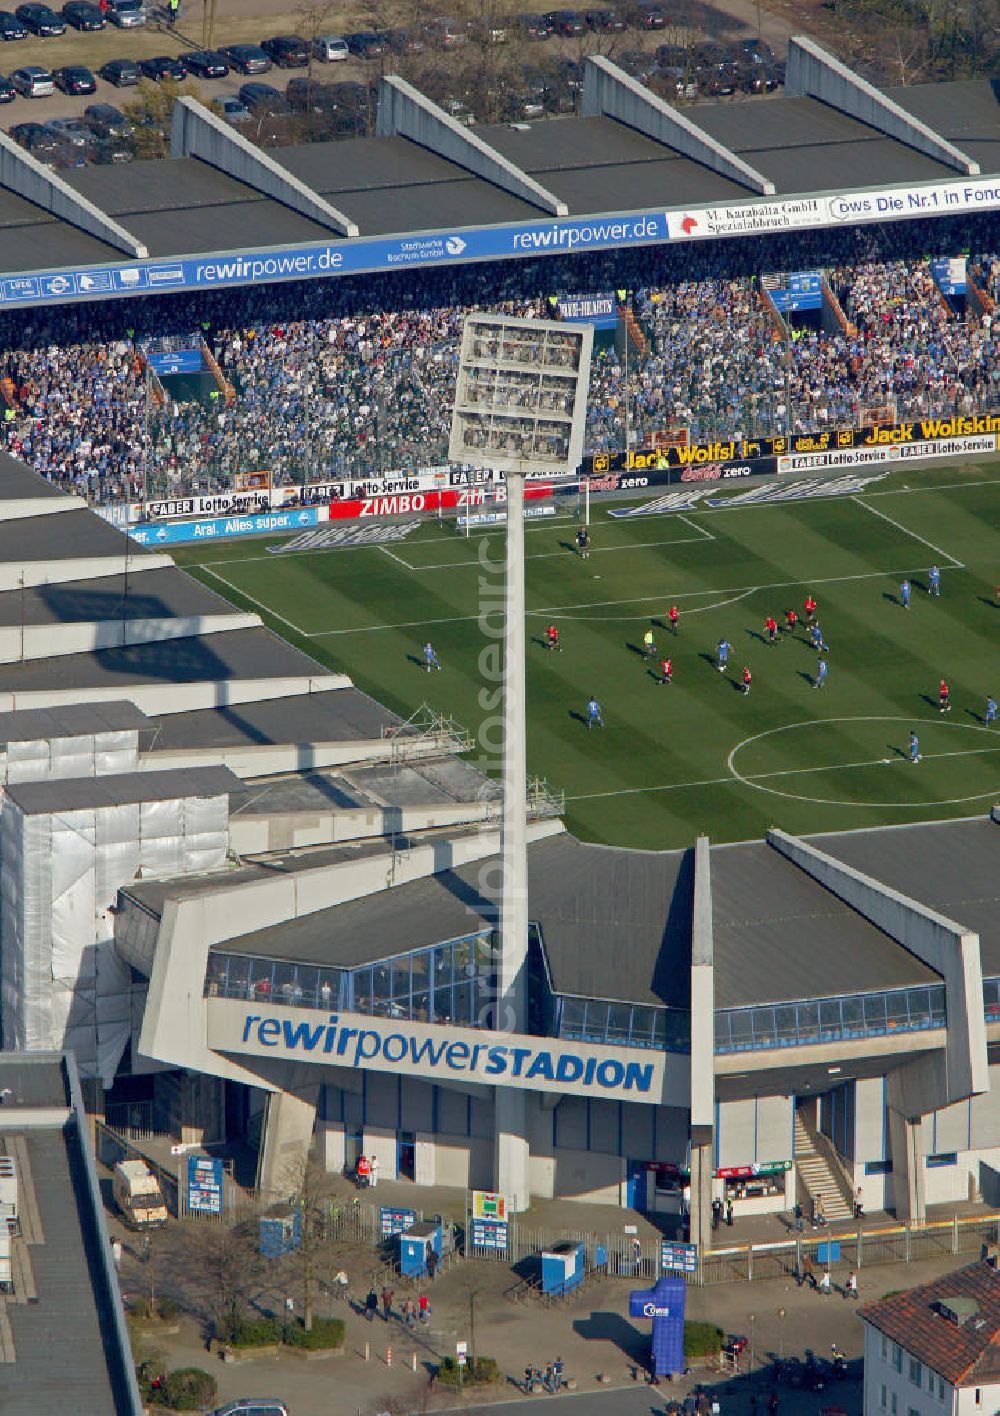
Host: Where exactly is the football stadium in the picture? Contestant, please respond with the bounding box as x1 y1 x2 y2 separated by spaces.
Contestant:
0 37 997 1247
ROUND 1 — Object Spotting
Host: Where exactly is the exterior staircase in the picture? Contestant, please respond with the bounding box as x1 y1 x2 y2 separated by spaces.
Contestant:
794 1112 852 1222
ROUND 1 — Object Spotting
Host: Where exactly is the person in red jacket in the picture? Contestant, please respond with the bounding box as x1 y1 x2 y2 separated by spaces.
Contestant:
764 615 779 645
804 594 817 624
742 665 752 695
659 657 672 686
939 679 951 713
667 604 680 635
355 1154 370 1188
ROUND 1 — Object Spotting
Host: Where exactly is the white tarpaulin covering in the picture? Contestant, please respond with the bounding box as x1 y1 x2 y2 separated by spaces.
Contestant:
1 729 138 784
1 787 228 1083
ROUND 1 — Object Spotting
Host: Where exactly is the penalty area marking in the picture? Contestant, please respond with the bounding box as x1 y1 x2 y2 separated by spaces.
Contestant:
727 717 1000 807
198 564 311 639
850 496 964 568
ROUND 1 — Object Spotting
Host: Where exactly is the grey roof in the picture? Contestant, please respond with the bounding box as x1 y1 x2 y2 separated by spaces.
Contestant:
0 564 244 627
711 840 940 1010
0 507 158 564
0 451 68 502
228 757 500 816
0 78 986 278
1 1126 133 1415
207 832 693 1008
145 685 397 752
0 625 333 695
0 1052 69 1108
4 764 239 815
809 818 1000 975
0 700 149 744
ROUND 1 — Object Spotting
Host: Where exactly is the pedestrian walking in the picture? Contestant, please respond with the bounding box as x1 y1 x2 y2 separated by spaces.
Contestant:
364 1288 378 1322
418 1292 430 1325
426 1245 438 1280
711 1196 722 1230
369 1153 379 1188
725 1197 734 1227
402 1296 416 1328
381 1285 393 1321
845 1270 859 1300
818 1268 832 1296
355 1153 369 1187
813 1193 826 1227
801 1254 816 1290
111 1236 123 1267
854 1184 864 1219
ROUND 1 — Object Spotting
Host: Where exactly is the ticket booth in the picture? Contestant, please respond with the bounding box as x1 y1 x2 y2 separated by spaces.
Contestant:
541 1239 584 1296
399 1220 442 1278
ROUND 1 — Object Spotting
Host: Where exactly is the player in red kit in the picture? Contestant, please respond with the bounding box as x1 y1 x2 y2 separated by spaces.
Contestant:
939 679 951 713
659 657 672 686
742 666 752 695
764 616 779 645
784 608 798 635
545 624 561 652
667 605 680 635
804 595 817 625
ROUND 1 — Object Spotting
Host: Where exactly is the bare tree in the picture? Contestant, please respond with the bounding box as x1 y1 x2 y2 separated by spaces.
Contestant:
281 1152 334 1334
181 1221 261 1343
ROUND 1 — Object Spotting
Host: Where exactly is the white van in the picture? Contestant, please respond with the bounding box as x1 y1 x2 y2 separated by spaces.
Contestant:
313 34 348 61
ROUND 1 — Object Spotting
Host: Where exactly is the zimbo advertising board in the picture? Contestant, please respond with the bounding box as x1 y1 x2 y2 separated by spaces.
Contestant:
206 998 681 1105
4 176 1000 310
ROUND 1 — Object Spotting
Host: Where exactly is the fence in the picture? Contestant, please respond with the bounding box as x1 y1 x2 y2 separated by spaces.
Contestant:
104 1099 160 1140
94 1119 180 1217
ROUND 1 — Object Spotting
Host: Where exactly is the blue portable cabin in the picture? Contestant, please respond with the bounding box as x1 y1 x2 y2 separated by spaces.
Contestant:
399 1219 442 1278
541 1239 584 1295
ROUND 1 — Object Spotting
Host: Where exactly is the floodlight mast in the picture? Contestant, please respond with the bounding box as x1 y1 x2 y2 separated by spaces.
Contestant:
449 314 593 1212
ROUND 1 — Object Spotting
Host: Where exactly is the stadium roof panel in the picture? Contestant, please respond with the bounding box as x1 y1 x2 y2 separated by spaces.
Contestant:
808 819 1000 974
280 134 478 194
4 764 239 815
0 451 68 502
145 685 401 752
0 507 159 563
711 840 940 1010
334 177 541 237
0 565 244 627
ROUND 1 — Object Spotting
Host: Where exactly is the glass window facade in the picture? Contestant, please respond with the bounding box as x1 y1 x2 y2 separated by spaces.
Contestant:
984 976 1000 1022
204 930 500 1027
714 983 946 1053
555 995 690 1053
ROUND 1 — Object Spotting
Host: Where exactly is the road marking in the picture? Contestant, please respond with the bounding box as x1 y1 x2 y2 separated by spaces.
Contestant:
850 495 965 567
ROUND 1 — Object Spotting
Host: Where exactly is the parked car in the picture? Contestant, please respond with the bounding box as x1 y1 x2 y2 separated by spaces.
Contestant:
104 0 145 26
10 120 61 157
424 16 465 46
585 7 627 28
14 2 63 32
98 56 140 85
285 75 336 111
344 30 384 57
207 1401 291 1416
83 101 133 138
0 73 14 100
53 63 96 92
238 80 291 115
634 0 666 26
139 54 186 80
219 43 271 75
91 135 133 162
183 48 228 78
517 11 553 37
739 37 774 63
61 0 103 27
312 33 347 61
260 33 308 67
0 11 28 38
217 94 250 123
381 25 425 52
10 64 53 95
45 115 97 149
544 8 586 34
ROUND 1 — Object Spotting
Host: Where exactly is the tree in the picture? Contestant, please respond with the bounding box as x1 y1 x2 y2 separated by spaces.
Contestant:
181 1220 261 1343
120 78 205 159
281 1152 333 1334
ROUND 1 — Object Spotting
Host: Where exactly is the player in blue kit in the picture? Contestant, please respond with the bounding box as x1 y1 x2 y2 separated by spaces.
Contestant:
900 578 911 609
423 641 441 672
814 658 828 689
986 696 997 726
909 730 920 764
717 638 732 674
586 696 604 729
928 564 941 596
810 622 828 654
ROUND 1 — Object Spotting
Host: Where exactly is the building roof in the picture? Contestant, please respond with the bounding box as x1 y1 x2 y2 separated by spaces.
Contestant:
809 818 1000 974
0 77 991 281
0 451 69 503
711 840 939 1009
0 565 248 628
145 685 398 753
0 700 149 744
204 832 693 1008
860 1259 1000 1386
0 507 158 564
4 764 239 815
0 1053 138 1415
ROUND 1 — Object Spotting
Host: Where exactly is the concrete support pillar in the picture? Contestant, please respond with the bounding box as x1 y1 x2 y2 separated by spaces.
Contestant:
257 1086 318 1197
688 1141 713 1251
888 1108 926 1222
495 469 531 1212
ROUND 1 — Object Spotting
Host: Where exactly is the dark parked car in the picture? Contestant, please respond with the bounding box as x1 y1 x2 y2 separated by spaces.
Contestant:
517 12 553 37
14 2 64 32
260 33 308 66
10 120 61 158
634 0 665 24
238 80 291 115
544 9 586 33
285 75 338 112
739 37 774 63
61 0 103 27
54 64 96 93
219 43 271 74
381 26 424 53
344 30 384 57
183 48 228 78
45 115 97 149
585 7 627 28
99 56 140 85
0 74 14 100
83 102 134 138
91 136 132 162
0 11 28 38
139 54 186 80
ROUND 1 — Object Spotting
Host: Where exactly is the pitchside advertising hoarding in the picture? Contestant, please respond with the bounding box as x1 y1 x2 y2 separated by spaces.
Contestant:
4 176 1000 309
206 997 687 1106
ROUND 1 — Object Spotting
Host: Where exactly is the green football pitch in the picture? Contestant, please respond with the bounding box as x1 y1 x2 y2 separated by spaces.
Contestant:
174 461 1000 850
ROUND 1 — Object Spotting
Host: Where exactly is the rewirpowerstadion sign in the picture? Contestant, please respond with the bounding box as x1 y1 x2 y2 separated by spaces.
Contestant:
206 998 681 1104
3 176 1000 309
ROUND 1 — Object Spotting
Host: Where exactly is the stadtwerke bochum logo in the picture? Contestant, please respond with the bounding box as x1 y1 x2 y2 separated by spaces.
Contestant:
445 235 467 255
